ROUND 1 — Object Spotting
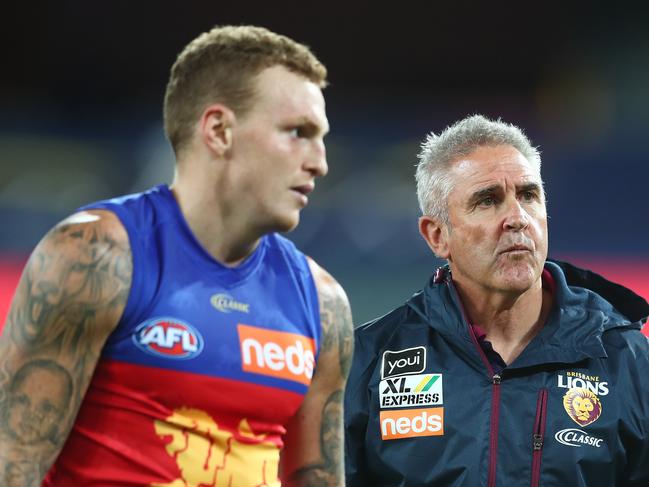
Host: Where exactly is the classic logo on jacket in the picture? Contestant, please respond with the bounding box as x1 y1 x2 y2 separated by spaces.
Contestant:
379 407 444 440
210 293 250 313
381 347 426 379
133 318 204 360
562 388 602 427
554 428 604 448
379 373 443 408
237 324 315 386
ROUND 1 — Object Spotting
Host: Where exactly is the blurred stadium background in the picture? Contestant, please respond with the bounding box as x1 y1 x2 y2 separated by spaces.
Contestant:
1 3 647 333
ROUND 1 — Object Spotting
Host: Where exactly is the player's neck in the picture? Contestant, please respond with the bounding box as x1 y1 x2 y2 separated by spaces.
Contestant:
169 180 262 267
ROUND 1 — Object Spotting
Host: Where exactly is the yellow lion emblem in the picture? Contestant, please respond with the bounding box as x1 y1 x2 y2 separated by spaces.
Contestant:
152 407 280 487
562 388 602 427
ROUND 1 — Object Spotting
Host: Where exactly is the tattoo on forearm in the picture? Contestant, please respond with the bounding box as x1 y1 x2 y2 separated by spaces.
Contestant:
0 359 76 486
319 294 353 379
1 360 73 445
319 390 343 467
289 390 343 486
3 461 41 487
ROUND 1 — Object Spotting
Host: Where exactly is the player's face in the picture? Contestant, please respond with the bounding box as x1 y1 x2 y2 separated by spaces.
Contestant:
441 145 548 296
228 65 329 233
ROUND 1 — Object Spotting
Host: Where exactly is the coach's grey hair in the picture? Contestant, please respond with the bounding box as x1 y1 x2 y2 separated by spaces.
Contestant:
415 114 541 223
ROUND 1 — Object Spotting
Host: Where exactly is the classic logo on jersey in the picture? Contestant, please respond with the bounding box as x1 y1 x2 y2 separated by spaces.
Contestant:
210 293 250 314
562 388 602 427
557 371 609 396
238 324 315 386
153 407 280 486
379 374 443 408
381 346 426 379
379 407 444 440
554 428 604 448
133 318 204 360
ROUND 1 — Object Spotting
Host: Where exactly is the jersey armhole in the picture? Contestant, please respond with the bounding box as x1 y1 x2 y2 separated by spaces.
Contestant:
84 203 146 327
301 254 323 360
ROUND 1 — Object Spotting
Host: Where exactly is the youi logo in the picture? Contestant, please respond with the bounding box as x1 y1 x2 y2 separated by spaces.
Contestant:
381 346 426 379
133 318 204 360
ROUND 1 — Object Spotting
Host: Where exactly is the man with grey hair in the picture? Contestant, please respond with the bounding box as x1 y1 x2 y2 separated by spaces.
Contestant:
345 114 649 486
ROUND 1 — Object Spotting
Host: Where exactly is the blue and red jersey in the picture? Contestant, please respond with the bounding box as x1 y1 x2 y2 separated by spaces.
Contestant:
45 185 321 486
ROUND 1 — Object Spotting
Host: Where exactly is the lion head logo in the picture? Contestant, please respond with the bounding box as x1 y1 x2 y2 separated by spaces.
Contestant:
563 387 602 427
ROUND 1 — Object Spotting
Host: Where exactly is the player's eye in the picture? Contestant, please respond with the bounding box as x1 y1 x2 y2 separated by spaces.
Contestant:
289 126 306 138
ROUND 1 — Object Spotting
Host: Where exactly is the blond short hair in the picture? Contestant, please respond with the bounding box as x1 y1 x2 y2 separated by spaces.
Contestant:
163 25 327 155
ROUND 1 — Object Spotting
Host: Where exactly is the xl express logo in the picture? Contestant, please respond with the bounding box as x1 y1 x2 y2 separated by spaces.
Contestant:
379 374 443 408
381 346 426 379
133 318 204 360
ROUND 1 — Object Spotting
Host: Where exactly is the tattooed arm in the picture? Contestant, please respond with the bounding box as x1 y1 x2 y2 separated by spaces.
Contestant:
281 258 353 487
0 210 132 485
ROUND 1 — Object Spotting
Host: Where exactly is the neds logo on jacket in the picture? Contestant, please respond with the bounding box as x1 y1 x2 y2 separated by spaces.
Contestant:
380 407 444 440
381 347 426 379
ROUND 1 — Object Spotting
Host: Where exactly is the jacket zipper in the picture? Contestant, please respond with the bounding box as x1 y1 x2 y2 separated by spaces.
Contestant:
531 388 548 487
451 280 501 487
488 373 501 487
465 317 500 487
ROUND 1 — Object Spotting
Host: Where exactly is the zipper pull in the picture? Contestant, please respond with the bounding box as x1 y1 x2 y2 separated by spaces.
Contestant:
533 433 544 450
492 374 502 385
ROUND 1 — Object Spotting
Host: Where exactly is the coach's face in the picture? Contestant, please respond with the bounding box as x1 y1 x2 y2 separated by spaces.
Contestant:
422 144 548 296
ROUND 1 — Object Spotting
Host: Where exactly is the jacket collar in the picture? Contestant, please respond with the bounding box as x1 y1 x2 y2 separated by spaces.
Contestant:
407 260 648 369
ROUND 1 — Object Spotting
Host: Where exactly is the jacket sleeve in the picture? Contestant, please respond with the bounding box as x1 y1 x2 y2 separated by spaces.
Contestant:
344 330 373 486
625 417 649 486
624 335 649 486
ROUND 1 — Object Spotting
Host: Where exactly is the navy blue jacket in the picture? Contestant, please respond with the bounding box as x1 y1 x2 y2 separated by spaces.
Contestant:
345 261 649 486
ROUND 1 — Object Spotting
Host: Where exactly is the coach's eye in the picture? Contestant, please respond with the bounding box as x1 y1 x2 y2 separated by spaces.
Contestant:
479 197 496 207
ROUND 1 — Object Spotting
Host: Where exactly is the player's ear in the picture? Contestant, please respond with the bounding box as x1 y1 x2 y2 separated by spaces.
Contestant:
419 215 451 259
200 104 235 156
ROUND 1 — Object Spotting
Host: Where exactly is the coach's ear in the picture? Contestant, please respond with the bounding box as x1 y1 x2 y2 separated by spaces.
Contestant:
419 215 450 260
200 104 235 156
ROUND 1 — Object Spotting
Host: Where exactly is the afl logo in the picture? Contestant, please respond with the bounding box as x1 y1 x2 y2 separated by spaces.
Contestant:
133 318 204 360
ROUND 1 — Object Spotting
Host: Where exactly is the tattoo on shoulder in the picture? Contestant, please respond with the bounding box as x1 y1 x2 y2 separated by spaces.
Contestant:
7 219 132 357
319 291 353 379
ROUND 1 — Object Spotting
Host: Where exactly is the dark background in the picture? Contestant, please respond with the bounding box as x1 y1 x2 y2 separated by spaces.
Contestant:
1 2 648 324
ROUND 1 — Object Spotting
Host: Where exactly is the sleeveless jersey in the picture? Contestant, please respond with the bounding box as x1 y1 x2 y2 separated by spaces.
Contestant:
44 185 322 486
